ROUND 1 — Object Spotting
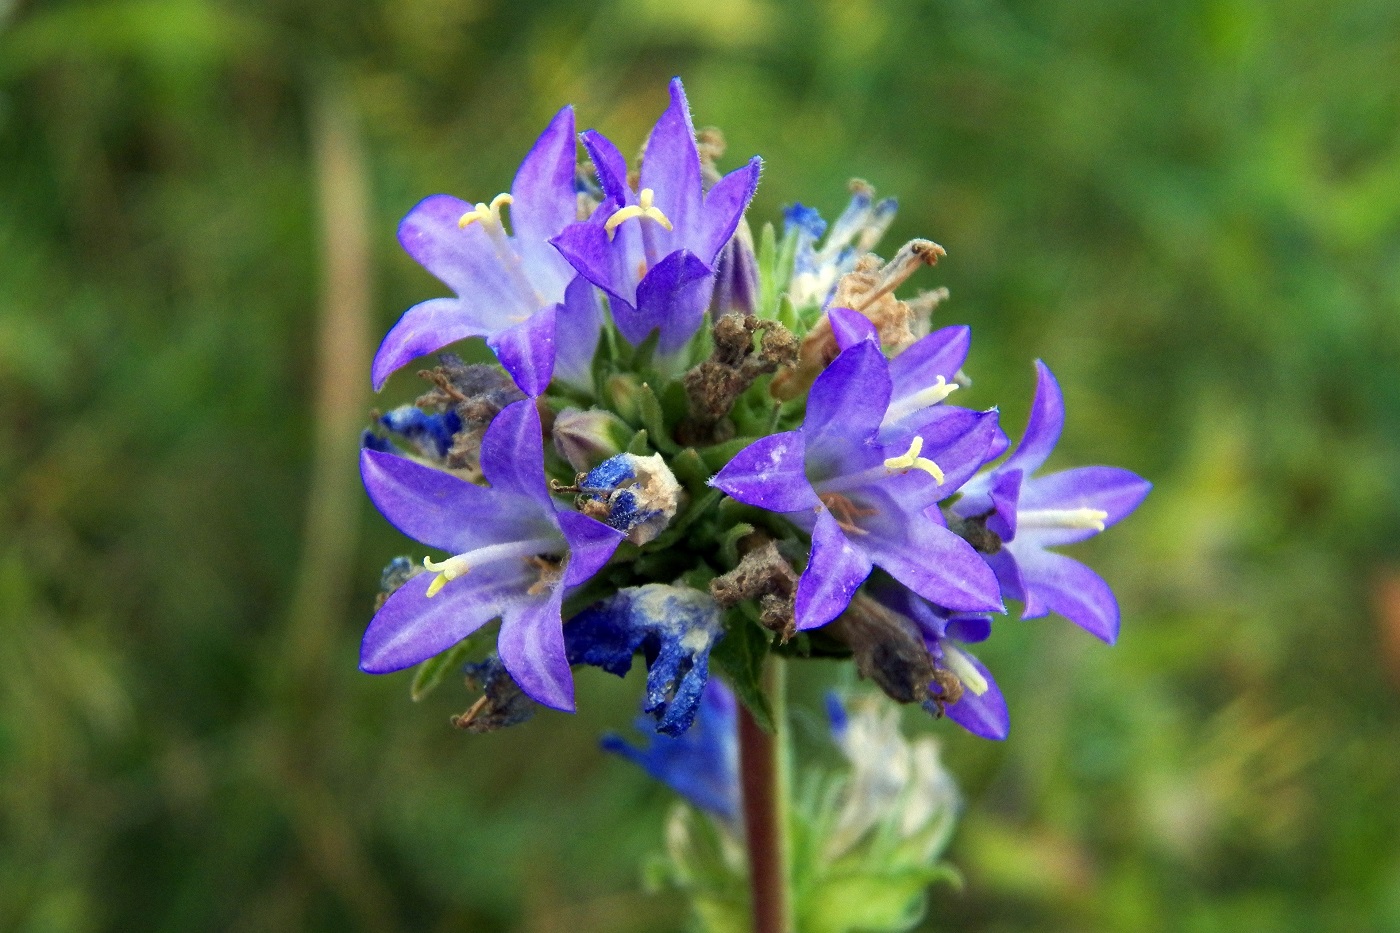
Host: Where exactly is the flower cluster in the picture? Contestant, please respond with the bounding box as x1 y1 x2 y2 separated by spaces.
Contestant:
359 78 1150 742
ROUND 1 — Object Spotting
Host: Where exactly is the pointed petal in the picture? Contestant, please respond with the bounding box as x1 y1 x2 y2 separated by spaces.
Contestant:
628 248 714 353
794 509 873 630
361 448 520 553
943 653 1009 740
945 614 993 643
550 213 641 309
889 325 970 401
1018 466 1152 546
581 129 631 204
552 275 603 392
488 306 556 397
803 341 891 477
827 306 879 350
360 566 519 673
478 399 554 511
692 157 761 263
371 297 483 390
711 431 820 512
640 78 703 241
397 194 535 318
1003 360 1064 476
1014 546 1120 643
860 496 1003 613
984 547 1027 605
509 106 578 245
499 589 575 711
882 407 1004 509
557 509 625 585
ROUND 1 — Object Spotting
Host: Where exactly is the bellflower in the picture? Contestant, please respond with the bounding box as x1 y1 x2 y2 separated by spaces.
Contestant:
371 107 601 396
712 338 1003 631
953 361 1151 642
359 399 624 710
552 78 762 356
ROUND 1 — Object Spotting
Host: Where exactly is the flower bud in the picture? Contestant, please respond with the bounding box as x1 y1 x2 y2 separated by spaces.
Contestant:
552 407 636 471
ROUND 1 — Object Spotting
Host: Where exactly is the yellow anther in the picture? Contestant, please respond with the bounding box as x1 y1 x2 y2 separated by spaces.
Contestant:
458 192 514 229
604 188 674 238
422 555 469 598
883 435 945 484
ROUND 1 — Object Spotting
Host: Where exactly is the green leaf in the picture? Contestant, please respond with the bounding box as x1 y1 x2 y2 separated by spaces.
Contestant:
628 328 661 372
636 381 679 453
717 521 755 569
711 610 772 731
757 221 778 318
798 869 945 933
700 436 756 472
409 638 474 702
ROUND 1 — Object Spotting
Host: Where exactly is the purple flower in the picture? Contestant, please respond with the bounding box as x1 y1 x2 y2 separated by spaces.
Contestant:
371 107 600 396
359 399 624 711
603 678 740 826
712 339 1004 631
552 78 762 356
953 361 1151 643
865 580 1009 740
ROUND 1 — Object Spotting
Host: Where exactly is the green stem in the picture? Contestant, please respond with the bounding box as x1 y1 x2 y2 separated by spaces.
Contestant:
739 656 791 933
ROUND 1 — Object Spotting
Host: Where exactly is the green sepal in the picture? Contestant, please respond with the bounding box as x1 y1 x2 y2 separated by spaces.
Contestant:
711 609 773 732
626 428 651 455
797 866 959 933
669 446 713 492
409 638 475 702
636 381 679 453
627 328 661 373
717 522 755 570
589 319 620 400
756 221 778 318
699 436 755 472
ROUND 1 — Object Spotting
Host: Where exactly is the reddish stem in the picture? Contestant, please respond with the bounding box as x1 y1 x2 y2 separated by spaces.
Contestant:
739 700 788 933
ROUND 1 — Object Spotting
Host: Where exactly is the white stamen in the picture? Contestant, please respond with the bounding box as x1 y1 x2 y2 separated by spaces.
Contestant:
421 536 560 598
940 643 988 696
1017 507 1108 532
882 376 959 425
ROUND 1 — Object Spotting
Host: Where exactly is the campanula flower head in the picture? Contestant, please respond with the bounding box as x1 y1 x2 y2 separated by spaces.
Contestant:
952 361 1151 643
552 78 762 358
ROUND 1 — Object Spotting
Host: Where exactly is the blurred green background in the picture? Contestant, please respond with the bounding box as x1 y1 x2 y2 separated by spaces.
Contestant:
4 0 1400 929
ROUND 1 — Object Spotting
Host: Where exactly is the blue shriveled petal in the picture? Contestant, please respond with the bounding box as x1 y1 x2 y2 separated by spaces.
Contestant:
488 304 556 397
376 405 462 459
477 399 554 511
888 325 970 401
827 306 878 350
1018 466 1152 547
1002 360 1064 476
398 195 537 318
630 249 715 353
710 232 760 317
939 653 1009 740
803 341 891 478
711 431 820 513
1013 545 1120 643
360 448 545 553
499 588 575 711
360 562 526 673
854 489 1003 613
602 678 739 822
693 157 762 263
553 275 604 392
556 509 626 586
795 509 874 631
509 105 578 248
567 585 724 735
640 78 703 242
371 297 482 391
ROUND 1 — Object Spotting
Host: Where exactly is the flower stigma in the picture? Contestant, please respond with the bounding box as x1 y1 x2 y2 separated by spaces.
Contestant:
419 537 562 598
939 643 989 696
604 188 674 238
1017 507 1109 532
883 436 945 484
457 192 515 230
883 376 959 425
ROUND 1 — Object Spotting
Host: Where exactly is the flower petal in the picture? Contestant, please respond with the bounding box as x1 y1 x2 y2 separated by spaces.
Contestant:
478 399 555 511
1013 545 1120 643
942 652 1009 740
487 305 556 397
557 509 626 586
550 213 641 310
628 248 715 353
360 564 522 673
552 275 604 392
640 78 703 241
580 129 631 205
509 105 578 247
795 509 873 630
803 341 891 477
371 297 482 391
711 431 821 512
859 496 1003 613
692 156 762 264
360 448 533 553
888 325 970 402
1002 359 1064 476
827 306 878 350
498 588 575 711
